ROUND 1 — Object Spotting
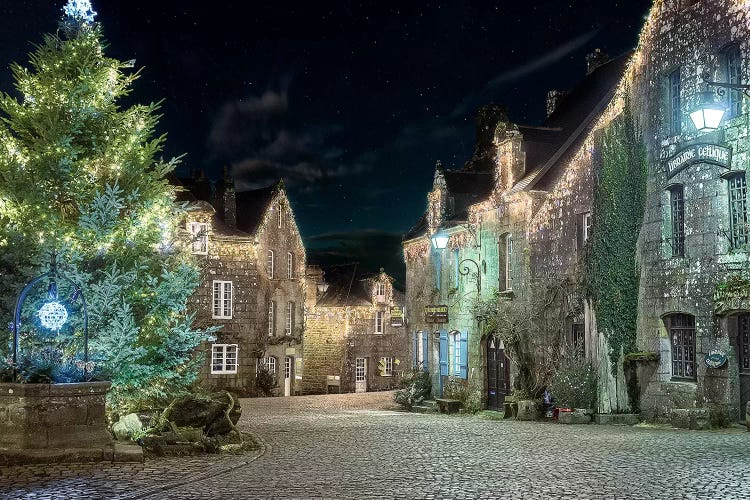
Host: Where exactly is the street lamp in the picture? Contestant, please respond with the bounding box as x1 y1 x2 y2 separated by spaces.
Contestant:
431 231 449 250
689 75 750 132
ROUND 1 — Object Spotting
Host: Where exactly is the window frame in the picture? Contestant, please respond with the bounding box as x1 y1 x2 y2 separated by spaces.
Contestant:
187 221 208 255
285 301 295 335
258 356 277 375
211 343 238 374
374 311 384 334
267 249 275 279
723 44 743 119
212 280 233 319
268 299 276 336
450 331 461 376
582 212 591 244
667 313 696 381
287 252 294 279
380 356 394 377
375 282 386 300
727 172 749 249
505 234 513 291
277 204 283 229
668 68 681 136
669 184 686 257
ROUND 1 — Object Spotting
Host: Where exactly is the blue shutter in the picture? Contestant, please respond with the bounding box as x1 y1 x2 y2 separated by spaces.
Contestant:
459 330 469 379
439 330 448 376
412 331 418 367
422 332 429 372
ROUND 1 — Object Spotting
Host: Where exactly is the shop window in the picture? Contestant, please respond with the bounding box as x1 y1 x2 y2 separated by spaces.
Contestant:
666 313 696 380
669 185 685 256
727 172 749 249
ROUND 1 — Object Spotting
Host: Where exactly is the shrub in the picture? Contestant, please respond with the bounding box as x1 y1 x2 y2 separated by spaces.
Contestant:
255 365 278 397
393 367 431 410
442 376 482 414
549 345 598 410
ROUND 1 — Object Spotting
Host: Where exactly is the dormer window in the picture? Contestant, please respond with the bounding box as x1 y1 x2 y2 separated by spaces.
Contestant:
187 222 208 255
375 282 386 302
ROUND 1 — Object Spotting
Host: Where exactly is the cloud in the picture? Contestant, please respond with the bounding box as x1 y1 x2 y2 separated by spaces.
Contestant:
208 89 370 192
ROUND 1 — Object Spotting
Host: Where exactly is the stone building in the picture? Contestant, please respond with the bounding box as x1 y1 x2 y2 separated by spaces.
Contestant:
303 264 407 394
627 0 750 422
177 174 306 397
403 0 750 423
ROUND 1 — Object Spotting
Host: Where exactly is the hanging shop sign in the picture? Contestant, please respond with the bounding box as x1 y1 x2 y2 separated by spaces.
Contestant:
390 306 404 327
425 304 449 324
665 143 731 179
704 349 728 369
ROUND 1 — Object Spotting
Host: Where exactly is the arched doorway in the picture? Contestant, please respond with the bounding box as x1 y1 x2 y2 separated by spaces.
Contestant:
486 336 510 411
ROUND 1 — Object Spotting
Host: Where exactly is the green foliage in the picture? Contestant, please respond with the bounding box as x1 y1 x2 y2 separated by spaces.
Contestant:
0 16 215 417
442 376 482 414
585 98 647 372
714 273 750 314
549 344 598 410
393 367 432 410
255 364 278 397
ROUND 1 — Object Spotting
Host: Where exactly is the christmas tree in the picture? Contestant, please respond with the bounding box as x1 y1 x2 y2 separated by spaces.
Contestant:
0 1 215 416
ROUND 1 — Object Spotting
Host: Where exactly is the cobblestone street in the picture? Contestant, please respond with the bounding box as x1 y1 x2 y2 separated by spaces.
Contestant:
2 391 750 499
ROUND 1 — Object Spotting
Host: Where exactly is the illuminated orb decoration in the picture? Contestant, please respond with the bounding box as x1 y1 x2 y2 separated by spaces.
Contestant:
63 0 97 23
38 301 69 331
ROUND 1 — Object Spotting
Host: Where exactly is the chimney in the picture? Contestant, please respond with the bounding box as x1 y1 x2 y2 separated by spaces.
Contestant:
586 48 609 75
223 166 236 228
546 90 568 117
476 104 508 147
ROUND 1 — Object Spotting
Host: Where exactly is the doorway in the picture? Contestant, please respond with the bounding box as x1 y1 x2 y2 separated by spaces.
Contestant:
355 358 367 393
284 356 293 397
486 336 510 411
738 314 750 418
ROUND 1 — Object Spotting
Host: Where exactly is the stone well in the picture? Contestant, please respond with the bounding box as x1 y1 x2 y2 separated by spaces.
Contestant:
0 381 141 464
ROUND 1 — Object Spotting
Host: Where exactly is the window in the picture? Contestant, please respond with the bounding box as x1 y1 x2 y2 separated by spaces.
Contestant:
212 281 232 319
375 311 384 334
414 331 428 370
571 323 585 357
380 357 394 376
375 282 386 301
667 314 696 380
267 250 275 279
211 344 238 374
187 222 208 254
285 301 294 335
668 68 681 135
501 234 513 291
258 356 277 375
277 204 283 228
577 212 592 251
669 185 685 257
582 212 591 244
287 252 294 279
723 44 743 119
439 330 467 379
268 300 276 336
728 172 749 249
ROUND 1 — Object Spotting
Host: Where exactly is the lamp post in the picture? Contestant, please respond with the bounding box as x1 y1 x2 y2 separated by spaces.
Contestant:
688 76 750 132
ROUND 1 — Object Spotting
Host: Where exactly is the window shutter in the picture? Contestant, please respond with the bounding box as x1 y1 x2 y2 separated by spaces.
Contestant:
439 330 449 376
422 332 429 371
459 330 469 379
412 332 418 367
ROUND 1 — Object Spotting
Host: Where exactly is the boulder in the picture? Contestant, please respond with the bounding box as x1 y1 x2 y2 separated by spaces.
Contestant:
112 413 144 441
160 392 241 437
516 400 541 421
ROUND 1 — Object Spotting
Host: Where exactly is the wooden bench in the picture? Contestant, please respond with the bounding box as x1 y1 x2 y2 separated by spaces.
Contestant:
435 398 462 414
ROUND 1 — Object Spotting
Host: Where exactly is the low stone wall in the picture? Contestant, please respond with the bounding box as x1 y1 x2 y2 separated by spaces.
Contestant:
0 382 112 450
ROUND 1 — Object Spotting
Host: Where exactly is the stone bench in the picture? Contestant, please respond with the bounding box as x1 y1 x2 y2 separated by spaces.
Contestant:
435 398 462 414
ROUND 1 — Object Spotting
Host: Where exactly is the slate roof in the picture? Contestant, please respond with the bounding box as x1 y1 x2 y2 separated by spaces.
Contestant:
235 183 279 235
315 264 373 307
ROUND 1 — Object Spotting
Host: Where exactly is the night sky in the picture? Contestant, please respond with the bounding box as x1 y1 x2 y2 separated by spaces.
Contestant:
0 1 653 283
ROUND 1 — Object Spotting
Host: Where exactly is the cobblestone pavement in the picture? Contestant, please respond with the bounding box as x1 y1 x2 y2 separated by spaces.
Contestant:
2 391 750 499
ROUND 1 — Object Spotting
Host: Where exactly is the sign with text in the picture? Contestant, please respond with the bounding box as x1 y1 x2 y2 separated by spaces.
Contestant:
704 349 728 369
665 143 731 179
425 304 449 324
390 306 404 327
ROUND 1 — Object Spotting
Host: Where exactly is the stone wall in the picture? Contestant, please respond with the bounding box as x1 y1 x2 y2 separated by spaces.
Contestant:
302 311 348 394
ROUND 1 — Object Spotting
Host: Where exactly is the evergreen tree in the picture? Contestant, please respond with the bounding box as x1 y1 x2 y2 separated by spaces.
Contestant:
0 1 215 416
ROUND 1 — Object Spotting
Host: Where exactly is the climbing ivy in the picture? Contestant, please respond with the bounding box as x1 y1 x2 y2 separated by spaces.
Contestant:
586 98 648 373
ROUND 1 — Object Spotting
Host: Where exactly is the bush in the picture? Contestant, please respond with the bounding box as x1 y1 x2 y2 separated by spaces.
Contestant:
442 376 482 414
393 367 431 410
549 345 598 410
255 365 278 397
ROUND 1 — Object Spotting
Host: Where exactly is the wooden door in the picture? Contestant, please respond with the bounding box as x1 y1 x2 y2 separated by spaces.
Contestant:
738 314 750 419
487 337 510 411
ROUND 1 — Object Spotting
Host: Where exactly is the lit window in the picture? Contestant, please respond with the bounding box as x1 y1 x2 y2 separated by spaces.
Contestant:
668 68 681 135
258 356 277 375
380 357 394 376
187 222 208 254
375 282 386 297
267 250 275 279
212 281 232 319
504 234 513 291
728 172 749 249
287 252 294 279
277 204 283 228
723 44 743 119
375 311 384 334
450 331 461 376
285 301 294 335
211 344 238 374
669 185 685 257
268 300 276 336
667 314 696 380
